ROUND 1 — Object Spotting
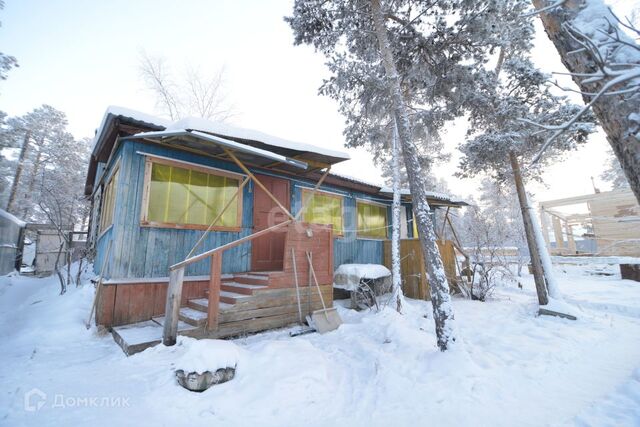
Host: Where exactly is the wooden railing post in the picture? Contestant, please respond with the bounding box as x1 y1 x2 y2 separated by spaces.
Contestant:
163 266 185 346
207 252 222 331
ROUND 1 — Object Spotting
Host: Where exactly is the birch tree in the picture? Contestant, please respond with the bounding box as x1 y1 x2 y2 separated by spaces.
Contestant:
139 51 234 122
528 0 640 203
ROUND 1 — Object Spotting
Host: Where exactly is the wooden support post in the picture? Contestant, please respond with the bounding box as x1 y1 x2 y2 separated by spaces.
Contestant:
440 207 450 242
186 176 250 259
295 167 331 220
509 151 548 306
207 252 222 331
552 216 565 251
163 266 185 346
222 148 296 221
566 223 577 254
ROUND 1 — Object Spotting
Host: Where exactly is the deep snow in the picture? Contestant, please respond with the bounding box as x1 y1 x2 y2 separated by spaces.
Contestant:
1 261 639 426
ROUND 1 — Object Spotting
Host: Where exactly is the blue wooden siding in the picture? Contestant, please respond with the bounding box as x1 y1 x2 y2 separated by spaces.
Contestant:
94 139 396 279
291 181 390 267
95 140 253 279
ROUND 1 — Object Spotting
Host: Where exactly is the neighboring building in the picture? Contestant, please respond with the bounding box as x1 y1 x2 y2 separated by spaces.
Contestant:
85 107 464 354
539 189 640 257
0 208 25 275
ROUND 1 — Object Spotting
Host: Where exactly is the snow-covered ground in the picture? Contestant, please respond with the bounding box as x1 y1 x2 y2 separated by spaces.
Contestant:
1 262 639 426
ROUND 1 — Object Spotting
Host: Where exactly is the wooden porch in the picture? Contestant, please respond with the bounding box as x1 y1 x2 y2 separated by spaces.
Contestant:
99 222 334 355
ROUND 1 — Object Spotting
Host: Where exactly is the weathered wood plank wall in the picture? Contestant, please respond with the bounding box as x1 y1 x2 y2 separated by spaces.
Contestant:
94 139 412 280
95 141 253 279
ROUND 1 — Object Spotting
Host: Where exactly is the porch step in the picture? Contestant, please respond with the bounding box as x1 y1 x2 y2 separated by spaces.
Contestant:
220 290 253 304
112 318 198 356
234 273 270 286
187 298 234 313
221 282 267 295
179 306 209 327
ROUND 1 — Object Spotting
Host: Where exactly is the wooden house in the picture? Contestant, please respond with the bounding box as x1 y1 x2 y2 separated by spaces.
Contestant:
85 107 465 354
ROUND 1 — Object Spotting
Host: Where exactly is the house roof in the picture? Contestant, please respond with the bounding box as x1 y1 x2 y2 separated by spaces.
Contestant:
85 106 351 195
84 107 465 208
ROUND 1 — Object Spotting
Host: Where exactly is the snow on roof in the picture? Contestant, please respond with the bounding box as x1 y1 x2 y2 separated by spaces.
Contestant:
92 106 171 149
0 209 26 227
329 171 385 188
379 187 467 205
92 107 350 161
168 117 350 160
131 129 308 170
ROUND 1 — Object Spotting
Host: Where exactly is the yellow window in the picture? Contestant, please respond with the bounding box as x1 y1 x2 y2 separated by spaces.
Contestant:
357 200 388 239
146 160 241 228
301 189 343 235
100 167 119 233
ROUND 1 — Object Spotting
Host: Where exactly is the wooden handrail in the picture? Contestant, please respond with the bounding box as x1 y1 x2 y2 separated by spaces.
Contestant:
170 219 293 271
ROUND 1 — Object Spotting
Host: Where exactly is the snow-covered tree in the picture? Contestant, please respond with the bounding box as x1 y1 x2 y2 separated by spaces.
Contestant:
529 0 640 204
1 106 90 226
287 0 533 350
601 149 631 190
0 1 17 83
458 39 595 305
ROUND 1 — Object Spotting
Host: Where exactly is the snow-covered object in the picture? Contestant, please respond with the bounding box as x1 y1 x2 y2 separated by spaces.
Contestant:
175 336 240 375
132 129 308 170
527 194 562 300
333 263 391 291
0 208 26 227
168 117 350 160
3 263 640 425
92 106 171 149
92 106 350 161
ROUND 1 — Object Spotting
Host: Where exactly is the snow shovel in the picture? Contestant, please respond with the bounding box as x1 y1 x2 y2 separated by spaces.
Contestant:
306 251 341 333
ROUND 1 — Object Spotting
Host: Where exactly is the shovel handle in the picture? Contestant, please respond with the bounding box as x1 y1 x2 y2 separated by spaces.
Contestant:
306 251 328 312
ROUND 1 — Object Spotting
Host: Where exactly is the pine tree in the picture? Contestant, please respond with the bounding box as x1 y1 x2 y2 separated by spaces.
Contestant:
1 106 90 226
530 0 640 203
458 39 595 305
286 0 529 350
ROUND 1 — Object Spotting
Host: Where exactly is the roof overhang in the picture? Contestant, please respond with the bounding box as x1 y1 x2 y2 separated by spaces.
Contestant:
128 129 309 171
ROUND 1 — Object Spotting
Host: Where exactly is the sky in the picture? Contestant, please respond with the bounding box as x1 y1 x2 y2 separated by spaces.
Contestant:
0 0 637 204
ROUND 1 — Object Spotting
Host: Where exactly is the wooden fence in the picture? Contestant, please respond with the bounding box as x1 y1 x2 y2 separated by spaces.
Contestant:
383 239 458 300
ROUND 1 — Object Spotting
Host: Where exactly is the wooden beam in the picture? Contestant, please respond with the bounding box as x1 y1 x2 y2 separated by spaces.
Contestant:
171 219 293 271
294 167 331 220
186 176 250 259
440 207 450 241
207 252 222 331
223 148 296 222
162 266 185 346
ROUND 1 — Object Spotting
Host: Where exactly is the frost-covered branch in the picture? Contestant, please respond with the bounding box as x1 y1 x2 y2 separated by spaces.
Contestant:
525 9 640 166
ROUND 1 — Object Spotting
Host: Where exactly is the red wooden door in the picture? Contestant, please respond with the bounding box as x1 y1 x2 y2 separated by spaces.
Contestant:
251 174 290 271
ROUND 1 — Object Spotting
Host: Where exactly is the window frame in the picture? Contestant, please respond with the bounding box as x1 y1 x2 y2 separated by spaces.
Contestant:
140 156 244 231
98 161 120 237
356 198 389 240
300 188 344 236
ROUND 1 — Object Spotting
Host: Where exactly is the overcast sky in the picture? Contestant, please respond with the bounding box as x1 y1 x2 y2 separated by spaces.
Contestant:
1 0 636 204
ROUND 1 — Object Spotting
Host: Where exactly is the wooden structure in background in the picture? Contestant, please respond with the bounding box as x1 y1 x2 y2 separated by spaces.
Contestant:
540 189 640 257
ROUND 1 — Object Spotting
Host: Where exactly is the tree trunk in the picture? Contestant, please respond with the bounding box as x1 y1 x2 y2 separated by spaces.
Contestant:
526 193 562 299
7 131 31 213
509 151 549 305
370 0 455 351
391 118 404 313
533 0 640 204
22 147 43 219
